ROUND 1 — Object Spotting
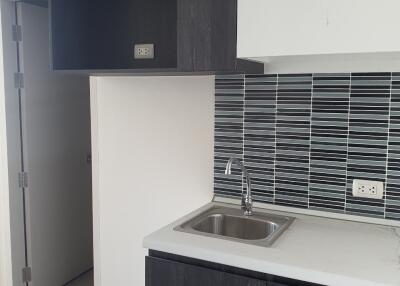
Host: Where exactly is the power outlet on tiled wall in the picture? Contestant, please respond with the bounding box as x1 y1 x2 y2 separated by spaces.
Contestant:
352 179 384 200
214 72 400 221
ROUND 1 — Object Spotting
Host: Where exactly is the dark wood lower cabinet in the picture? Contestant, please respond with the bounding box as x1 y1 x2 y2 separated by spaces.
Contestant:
146 256 266 286
146 251 324 286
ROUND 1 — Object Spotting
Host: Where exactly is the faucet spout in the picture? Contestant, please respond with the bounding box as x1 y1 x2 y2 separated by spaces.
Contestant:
225 158 253 216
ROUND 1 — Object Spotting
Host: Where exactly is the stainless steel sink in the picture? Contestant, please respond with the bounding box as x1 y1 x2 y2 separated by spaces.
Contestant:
175 206 294 247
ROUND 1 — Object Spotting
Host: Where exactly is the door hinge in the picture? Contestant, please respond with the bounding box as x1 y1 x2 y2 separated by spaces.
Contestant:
18 172 28 188
14 72 24 89
12 24 22 42
22 267 32 283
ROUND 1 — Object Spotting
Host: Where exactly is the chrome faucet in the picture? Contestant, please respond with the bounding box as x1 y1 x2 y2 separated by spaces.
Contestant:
225 158 253 216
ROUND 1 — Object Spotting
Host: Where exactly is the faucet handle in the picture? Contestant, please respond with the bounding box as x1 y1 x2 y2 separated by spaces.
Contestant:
241 195 253 216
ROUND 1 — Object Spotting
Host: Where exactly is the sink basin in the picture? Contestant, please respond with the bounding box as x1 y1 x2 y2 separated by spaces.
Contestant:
175 205 294 247
192 214 278 240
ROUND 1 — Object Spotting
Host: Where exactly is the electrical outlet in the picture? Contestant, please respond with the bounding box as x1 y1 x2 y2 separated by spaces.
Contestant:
134 44 154 59
352 179 384 199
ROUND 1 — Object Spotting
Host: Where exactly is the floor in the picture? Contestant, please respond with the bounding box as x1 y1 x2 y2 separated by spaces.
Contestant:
66 270 94 286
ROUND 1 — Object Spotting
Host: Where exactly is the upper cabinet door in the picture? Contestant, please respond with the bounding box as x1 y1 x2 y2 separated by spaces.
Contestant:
237 0 400 58
49 0 263 74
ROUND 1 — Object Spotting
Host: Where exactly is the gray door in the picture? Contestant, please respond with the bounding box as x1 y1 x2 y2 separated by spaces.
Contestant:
17 3 93 286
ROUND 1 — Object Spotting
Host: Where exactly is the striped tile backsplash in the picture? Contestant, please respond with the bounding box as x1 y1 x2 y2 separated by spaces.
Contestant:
214 72 400 221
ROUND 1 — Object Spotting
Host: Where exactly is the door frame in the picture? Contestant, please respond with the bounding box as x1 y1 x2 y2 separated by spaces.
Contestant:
0 2 13 283
4 2 94 285
0 1 40 285
2 1 93 285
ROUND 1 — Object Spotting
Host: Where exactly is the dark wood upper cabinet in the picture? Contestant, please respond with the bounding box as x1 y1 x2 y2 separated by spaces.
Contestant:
49 0 263 73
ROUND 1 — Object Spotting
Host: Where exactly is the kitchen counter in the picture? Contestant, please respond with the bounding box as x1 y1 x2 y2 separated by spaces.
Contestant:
143 202 400 286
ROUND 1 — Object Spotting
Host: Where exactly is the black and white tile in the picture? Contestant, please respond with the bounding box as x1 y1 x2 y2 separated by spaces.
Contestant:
345 73 390 217
275 74 312 208
244 75 277 203
214 72 400 221
309 73 350 213
214 75 244 198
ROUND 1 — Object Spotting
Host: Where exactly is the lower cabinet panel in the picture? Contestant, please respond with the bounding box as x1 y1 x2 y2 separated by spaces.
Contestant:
146 251 324 286
146 256 267 286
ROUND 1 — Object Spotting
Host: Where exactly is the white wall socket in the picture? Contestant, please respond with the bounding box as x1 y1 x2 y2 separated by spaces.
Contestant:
134 44 154 59
352 179 384 199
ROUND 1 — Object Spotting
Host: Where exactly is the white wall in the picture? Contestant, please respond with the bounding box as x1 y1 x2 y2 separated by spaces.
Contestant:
262 52 400 74
238 0 400 58
0 4 13 284
90 76 215 286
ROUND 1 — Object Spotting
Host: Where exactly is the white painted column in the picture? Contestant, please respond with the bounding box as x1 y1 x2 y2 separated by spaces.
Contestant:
90 76 215 286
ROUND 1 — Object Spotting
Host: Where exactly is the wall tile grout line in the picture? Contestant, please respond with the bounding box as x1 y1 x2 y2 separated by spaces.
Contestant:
273 74 278 204
307 74 314 209
343 73 352 214
384 72 393 219
242 75 245 195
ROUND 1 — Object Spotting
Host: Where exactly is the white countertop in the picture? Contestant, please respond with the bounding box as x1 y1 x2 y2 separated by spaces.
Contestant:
143 202 400 286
